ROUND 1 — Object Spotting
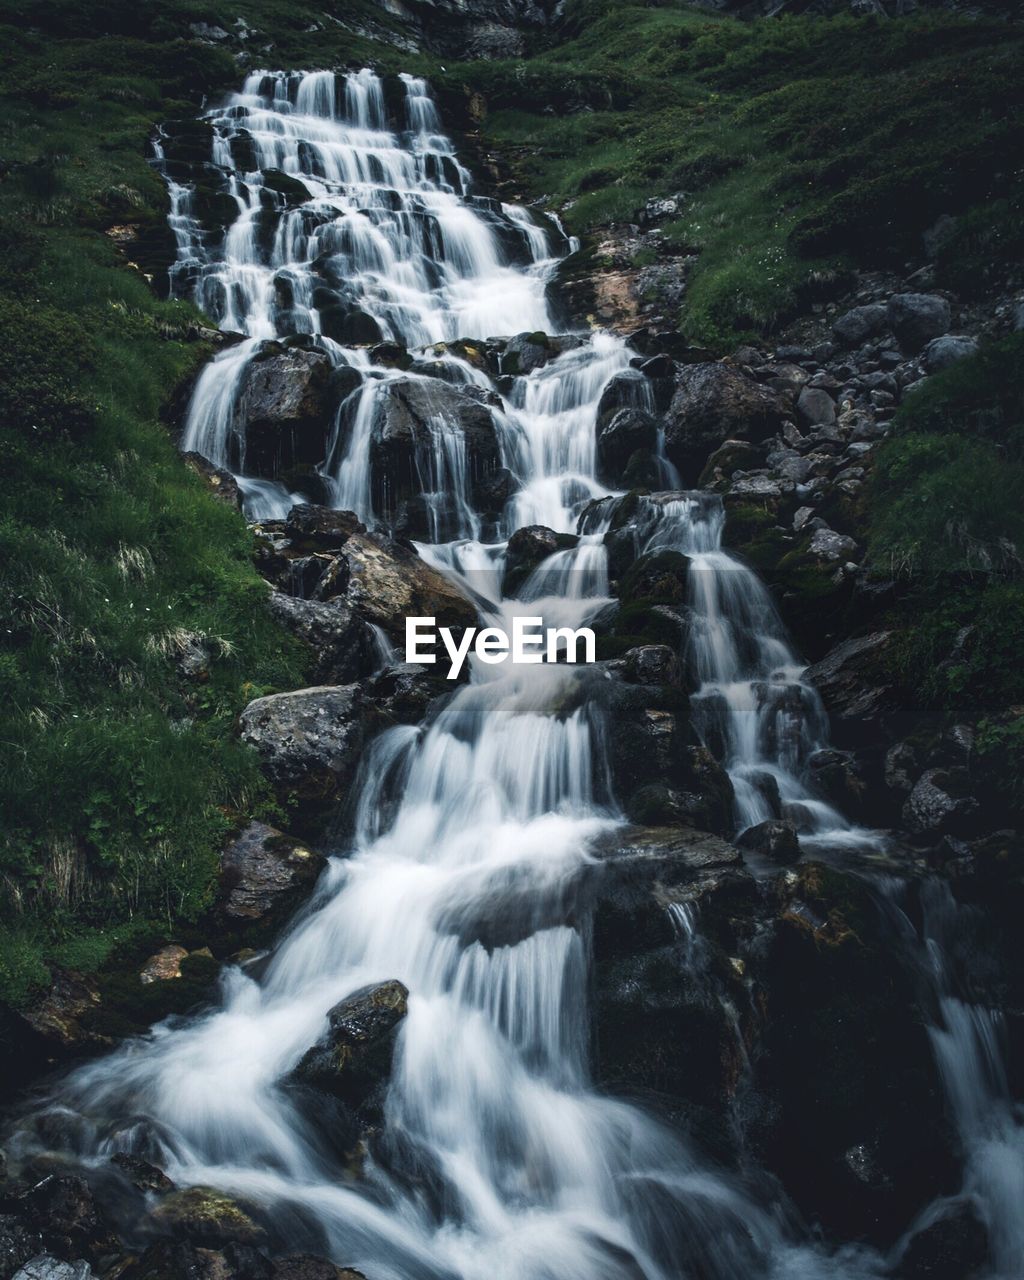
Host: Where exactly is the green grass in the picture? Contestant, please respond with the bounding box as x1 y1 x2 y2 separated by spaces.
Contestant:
440 0 1024 350
0 1 343 1007
866 337 1024 821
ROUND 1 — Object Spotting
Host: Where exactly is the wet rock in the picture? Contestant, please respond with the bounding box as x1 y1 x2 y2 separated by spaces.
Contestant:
805 632 895 739
181 453 242 510
502 525 578 596
617 551 690 606
887 293 952 353
238 686 372 806
757 863 957 1246
699 438 766 487
595 371 652 433
292 981 409 1111
896 1197 988 1279
796 386 836 428
613 645 683 688
903 767 979 838
16 1176 115 1266
370 377 502 530
240 346 334 476
596 408 659 484
499 331 557 375
807 527 857 562
17 971 107 1057
283 505 364 551
332 532 477 640
923 334 979 372
884 742 918 794
808 748 870 813
216 821 325 924
0 1215 44 1279
369 341 412 370
139 946 188 985
151 1188 265 1247
11 1258 92 1280
831 304 888 346
272 1257 366 1280
662 363 786 483
109 1154 175 1193
736 819 800 864
266 594 374 685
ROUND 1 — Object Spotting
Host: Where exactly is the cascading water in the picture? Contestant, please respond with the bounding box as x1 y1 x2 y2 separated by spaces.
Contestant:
12 66 1023 1280
624 492 877 850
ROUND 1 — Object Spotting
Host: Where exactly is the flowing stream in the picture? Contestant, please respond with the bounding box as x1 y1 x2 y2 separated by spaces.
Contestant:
14 69 1024 1280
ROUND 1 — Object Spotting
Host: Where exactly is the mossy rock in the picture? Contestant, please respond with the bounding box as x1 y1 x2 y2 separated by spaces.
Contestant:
618 551 691 606
151 1186 266 1246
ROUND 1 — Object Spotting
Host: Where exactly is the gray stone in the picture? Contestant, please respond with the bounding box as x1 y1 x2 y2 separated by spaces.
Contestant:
218 821 324 922
887 293 952 353
239 685 371 802
923 334 979 372
662 362 786 482
808 527 857 561
267 593 373 685
736 819 800 864
832 304 888 346
796 385 837 428
903 768 979 837
13 1259 92 1280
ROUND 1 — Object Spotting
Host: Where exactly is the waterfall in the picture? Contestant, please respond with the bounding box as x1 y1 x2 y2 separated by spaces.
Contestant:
12 66 1022 1280
632 493 875 849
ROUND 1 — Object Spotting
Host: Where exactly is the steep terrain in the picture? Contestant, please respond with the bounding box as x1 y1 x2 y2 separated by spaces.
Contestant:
0 2 1022 1279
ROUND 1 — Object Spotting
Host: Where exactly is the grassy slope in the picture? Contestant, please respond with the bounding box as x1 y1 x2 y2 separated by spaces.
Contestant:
441 0 1023 348
441 1 1024 816
0 0 1021 1003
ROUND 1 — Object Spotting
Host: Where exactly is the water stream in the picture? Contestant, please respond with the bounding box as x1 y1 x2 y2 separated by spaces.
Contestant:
13 68 1024 1280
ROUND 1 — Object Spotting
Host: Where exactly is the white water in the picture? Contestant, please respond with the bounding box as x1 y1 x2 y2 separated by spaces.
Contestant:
15 68 1024 1280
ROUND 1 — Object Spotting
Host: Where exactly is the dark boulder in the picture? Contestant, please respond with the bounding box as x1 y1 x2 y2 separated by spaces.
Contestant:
887 293 952 353
596 408 659 485
804 632 895 744
923 334 978 372
903 767 980 839
14 1175 116 1265
0 1213 44 1278
283 505 364 551
756 863 958 1246
617 550 690 606
662 363 786 483
502 525 578 596
239 345 334 476
150 1187 265 1247
831 304 888 346
796 386 836 429
896 1198 988 1279
736 819 800 864
266 593 374 685
273 1257 366 1280
590 674 733 831
369 377 502 532
238 685 373 809
595 371 652 433
291 980 409 1112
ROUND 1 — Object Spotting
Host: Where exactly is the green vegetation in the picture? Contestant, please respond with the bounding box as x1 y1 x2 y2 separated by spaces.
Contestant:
442 0 1023 349
867 336 1024 818
0 1 338 1006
